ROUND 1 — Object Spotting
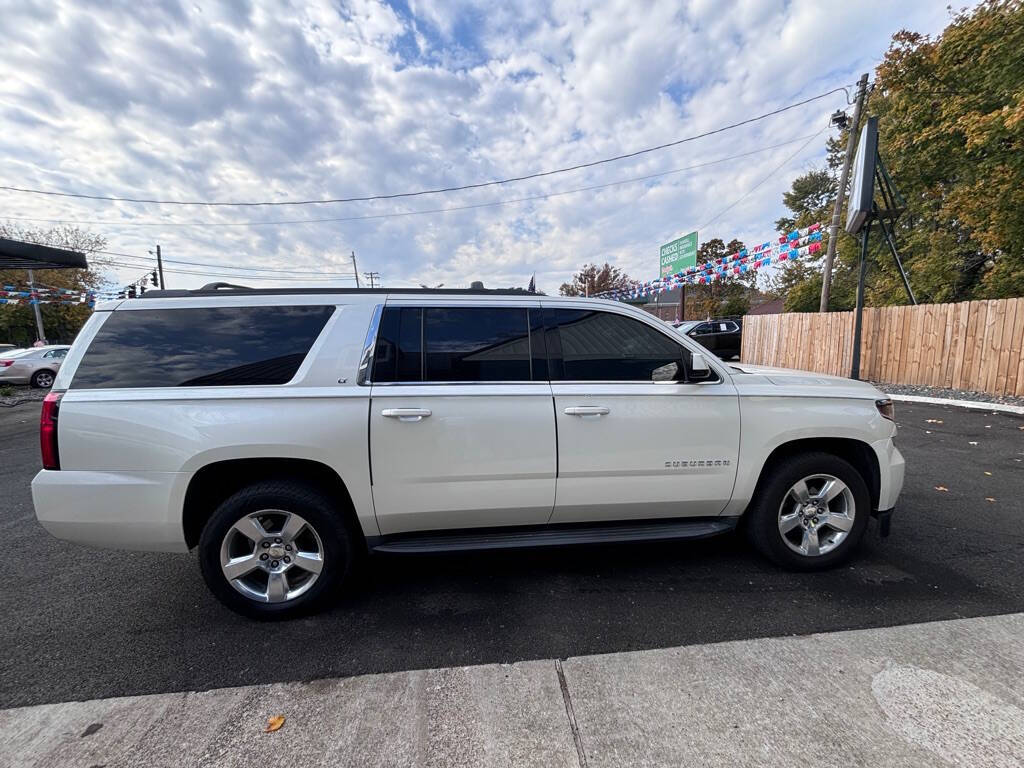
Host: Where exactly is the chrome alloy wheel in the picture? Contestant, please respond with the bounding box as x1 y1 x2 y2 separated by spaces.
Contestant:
219 510 325 603
34 371 54 388
777 474 856 557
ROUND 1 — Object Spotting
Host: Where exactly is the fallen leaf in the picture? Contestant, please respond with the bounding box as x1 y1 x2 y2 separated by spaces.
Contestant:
265 716 285 733
925 419 943 424
969 441 978 445
984 471 992 476
935 486 948 492
985 497 996 503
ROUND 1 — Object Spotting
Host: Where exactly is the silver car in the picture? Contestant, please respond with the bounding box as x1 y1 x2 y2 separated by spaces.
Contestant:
0 346 70 388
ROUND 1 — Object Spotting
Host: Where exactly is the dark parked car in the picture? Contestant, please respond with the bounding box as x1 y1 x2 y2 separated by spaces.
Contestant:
674 319 742 360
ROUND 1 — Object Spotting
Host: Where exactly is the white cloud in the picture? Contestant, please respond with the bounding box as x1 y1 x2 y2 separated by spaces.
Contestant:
0 0 951 293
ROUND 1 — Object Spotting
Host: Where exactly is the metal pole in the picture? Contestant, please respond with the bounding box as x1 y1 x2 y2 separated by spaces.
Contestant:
821 73 869 312
27 268 46 344
155 244 166 289
850 218 872 380
873 164 917 305
351 251 361 288
679 284 686 322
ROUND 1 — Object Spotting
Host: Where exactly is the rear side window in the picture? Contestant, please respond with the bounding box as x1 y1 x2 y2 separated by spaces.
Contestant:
424 307 531 381
372 306 538 382
548 309 685 381
71 305 334 388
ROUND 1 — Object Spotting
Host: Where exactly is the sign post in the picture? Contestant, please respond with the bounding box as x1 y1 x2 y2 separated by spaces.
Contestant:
660 231 697 322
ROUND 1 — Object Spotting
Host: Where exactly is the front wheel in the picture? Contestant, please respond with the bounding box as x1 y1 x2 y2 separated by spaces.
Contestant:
198 480 354 619
746 452 870 571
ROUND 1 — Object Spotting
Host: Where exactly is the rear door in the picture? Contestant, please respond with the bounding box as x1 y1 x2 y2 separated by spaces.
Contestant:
546 304 740 524
368 301 556 535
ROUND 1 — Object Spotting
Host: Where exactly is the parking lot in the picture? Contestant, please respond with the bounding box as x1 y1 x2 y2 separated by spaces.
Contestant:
2 399 1022 710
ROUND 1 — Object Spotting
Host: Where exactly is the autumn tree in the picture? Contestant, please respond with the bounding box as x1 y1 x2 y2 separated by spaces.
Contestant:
770 1 1024 310
559 263 637 296
0 223 111 345
688 237 757 318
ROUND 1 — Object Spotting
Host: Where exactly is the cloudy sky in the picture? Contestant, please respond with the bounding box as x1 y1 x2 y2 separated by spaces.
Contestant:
1 0 951 293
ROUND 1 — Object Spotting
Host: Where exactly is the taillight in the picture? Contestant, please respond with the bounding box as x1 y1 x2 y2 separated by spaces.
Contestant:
40 391 63 470
1 360 13 367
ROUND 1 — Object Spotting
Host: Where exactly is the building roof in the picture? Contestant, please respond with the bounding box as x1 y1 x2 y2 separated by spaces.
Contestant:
746 298 784 316
0 238 88 270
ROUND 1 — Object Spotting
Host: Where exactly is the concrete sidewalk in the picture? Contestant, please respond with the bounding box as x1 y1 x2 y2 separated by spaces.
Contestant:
5 614 1024 768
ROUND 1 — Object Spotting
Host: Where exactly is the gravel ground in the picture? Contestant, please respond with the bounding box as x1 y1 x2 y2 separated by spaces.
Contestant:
873 381 1024 408
0 385 47 408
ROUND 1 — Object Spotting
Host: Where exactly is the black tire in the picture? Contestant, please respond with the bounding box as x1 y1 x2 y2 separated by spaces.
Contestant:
198 480 354 620
30 369 56 388
745 452 870 571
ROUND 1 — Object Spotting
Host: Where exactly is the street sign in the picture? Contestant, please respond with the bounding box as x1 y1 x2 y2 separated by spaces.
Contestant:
660 231 697 278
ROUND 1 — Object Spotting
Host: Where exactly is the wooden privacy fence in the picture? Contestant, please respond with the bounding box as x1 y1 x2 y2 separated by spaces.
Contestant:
740 297 1024 397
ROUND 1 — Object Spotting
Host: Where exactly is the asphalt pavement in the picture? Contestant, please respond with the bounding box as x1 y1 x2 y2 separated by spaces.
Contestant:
2 400 1022 709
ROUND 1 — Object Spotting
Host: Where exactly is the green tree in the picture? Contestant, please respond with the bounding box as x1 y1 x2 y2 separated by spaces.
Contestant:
559 263 637 296
0 224 110 345
771 1 1024 310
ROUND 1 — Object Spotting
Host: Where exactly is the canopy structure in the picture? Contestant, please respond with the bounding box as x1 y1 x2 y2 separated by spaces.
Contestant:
0 238 88 270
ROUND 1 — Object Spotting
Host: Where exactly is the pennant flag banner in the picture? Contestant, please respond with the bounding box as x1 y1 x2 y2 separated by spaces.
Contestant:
0 284 131 307
597 224 825 302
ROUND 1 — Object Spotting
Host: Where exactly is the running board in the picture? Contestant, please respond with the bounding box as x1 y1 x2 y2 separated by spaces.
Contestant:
369 517 737 554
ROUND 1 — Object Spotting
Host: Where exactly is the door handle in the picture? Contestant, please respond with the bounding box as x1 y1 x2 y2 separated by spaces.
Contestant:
381 408 432 422
564 406 610 417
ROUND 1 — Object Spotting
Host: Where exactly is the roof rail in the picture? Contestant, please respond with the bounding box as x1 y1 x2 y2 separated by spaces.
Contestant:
137 286 543 298
200 281 254 291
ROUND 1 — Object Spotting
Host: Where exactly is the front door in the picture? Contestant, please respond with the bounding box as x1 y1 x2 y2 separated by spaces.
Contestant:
369 303 556 535
545 305 740 524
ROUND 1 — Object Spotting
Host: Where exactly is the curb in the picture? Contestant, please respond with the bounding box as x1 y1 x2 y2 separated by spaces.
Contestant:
886 393 1024 416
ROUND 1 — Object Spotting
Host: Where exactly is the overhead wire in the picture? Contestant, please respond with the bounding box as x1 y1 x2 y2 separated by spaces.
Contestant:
94 249 359 276
696 127 828 232
99 259 357 281
0 85 851 208
3 134 822 230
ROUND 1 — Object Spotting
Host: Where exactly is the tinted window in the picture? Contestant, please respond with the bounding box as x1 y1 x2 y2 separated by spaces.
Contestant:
424 308 532 381
549 309 685 381
72 306 334 389
373 307 423 383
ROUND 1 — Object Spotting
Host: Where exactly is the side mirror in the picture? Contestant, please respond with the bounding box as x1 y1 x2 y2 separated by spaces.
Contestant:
688 352 712 381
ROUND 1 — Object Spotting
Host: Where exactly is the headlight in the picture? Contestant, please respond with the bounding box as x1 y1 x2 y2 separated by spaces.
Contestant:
876 398 895 422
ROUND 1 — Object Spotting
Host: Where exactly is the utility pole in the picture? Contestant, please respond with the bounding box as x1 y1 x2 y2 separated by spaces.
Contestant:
363 271 380 288
155 244 165 289
678 284 686 322
27 269 46 344
820 72 869 313
351 251 361 288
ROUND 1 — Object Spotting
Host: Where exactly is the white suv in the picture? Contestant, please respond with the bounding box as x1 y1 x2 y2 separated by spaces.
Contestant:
32 287 904 619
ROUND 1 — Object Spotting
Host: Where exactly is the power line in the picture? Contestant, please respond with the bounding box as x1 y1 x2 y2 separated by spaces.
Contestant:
94 249 360 276
1 134 821 230
0 86 850 208
697 127 827 232
100 259 358 281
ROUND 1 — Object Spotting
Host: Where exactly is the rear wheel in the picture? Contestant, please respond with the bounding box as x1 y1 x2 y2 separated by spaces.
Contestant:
198 480 354 619
30 369 55 388
746 452 870 570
